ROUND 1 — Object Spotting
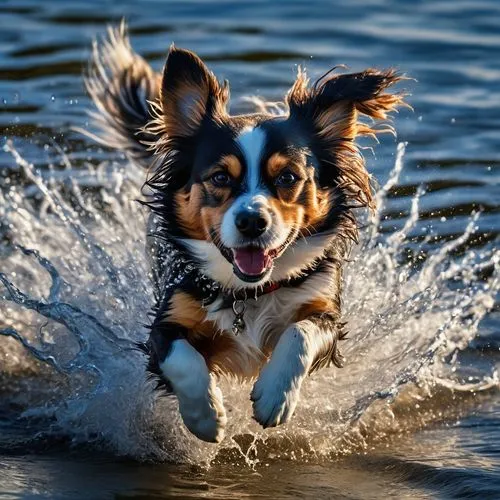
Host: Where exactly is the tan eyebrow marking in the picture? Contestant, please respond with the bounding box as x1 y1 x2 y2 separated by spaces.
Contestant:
266 152 308 181
218 154 242 178
266 152 290 178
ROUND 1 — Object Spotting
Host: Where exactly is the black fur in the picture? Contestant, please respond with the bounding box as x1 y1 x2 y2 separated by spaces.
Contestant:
85 24 406 440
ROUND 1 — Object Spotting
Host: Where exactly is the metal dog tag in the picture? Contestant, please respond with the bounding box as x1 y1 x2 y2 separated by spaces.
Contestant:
231 299 246 335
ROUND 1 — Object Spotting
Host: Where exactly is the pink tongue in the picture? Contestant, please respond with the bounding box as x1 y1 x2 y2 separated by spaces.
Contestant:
233 248 271 276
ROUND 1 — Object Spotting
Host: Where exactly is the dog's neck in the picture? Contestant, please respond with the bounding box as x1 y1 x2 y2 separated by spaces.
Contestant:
152 236 329 312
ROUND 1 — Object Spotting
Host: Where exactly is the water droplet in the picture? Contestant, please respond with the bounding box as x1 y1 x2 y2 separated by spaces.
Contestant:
51 95 56 102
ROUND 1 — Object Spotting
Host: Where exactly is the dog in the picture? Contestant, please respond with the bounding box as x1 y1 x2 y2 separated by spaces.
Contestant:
85 23 406 443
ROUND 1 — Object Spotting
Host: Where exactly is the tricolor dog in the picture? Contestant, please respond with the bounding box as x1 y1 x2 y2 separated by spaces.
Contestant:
86 24 406 442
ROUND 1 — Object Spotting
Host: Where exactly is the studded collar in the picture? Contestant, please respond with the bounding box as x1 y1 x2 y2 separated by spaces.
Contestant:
156 238 325 310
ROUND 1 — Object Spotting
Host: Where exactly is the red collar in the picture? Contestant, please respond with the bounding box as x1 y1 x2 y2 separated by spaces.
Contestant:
230 281 282 301
260 281 281 295
221 257 325 306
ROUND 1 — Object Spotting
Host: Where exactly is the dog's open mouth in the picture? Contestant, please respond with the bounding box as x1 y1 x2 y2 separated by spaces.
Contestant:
209 228 293 282
232 247 277 281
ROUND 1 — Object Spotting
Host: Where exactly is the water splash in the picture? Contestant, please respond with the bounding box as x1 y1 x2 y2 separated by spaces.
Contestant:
0 138 498 465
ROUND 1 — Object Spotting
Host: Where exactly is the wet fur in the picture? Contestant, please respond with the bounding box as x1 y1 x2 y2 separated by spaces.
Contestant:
85 23 407 442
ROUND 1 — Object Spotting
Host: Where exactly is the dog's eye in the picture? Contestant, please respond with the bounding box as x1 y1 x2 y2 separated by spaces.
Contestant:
275 171 298 187
211 172 231 187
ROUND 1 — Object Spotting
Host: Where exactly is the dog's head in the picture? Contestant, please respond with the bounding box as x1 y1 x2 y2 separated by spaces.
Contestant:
146 47 406 288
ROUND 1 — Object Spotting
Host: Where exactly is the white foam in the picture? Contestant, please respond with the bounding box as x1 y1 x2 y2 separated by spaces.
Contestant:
1 138 498 465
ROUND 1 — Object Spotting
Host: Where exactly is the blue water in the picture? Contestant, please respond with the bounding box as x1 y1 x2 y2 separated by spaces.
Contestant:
0 1 499 498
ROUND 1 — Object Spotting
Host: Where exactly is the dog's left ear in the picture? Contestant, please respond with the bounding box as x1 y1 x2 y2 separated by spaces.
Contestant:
286 68 408 208
159 46 229 138
287 67 407 142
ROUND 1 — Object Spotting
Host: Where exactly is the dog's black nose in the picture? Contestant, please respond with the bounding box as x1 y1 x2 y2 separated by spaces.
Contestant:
235 211 270 238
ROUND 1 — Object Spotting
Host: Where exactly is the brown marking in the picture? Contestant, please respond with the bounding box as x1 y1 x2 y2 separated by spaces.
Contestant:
300 172 331 229
316 101 357 141
173 152 243 241
199 196 234 238
219 154 242 179
266 156 331 236
266 152 308 230
164 291 208 329
163 291 262 379
202 156 241 183
174 185 206 240
286 67 409 211
268 196 304 228
265 152 308 182
295 297 336 322
266 152 290 178
199 334 264 379
175 177 237 241
174 167 239 245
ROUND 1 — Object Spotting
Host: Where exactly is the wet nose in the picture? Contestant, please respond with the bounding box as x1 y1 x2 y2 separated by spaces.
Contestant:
235 211 270 238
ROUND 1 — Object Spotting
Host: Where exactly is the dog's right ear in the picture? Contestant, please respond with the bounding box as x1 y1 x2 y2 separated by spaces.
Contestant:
160 46 229 138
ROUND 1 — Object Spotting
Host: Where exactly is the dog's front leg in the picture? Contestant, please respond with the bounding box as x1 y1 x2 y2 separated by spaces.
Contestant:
158 337 227 443
251 314 343 428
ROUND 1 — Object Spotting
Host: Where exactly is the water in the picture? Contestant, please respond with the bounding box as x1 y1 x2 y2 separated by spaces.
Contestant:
1 0 499 498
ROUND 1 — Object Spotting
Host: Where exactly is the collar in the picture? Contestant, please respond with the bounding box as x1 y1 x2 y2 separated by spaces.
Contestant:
156 237 328 309
219 257 326 306
229 280 282 301
154 236 337 337
218 263 324 335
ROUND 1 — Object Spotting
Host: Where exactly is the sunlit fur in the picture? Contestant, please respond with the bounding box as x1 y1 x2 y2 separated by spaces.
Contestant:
142 58 406 290
85 24 408 441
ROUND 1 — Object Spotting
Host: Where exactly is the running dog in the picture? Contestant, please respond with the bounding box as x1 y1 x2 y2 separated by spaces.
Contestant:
85 24 406 442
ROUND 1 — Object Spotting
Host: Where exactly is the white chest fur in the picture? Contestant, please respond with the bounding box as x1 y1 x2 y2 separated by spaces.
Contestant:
205 263 337 375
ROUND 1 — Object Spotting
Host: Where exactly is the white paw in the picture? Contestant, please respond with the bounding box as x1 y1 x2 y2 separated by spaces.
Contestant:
251 362 304 428
178 378 227 443
251 324 310 428
160 340 226 443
